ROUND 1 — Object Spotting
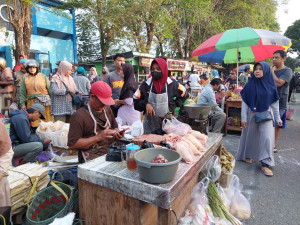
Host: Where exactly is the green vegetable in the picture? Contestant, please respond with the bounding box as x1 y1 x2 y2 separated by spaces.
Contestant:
207 182 242 225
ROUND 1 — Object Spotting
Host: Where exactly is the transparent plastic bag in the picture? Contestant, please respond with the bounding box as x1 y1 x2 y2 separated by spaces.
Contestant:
190 177 210 208
182 178 210 225
162 118 176 134
223 175 242 203
131 120 143 137
224 175 251 220
162 118 192 136
171 117 192 136
229 189 251 220
203 155 221 182
216 183 230 210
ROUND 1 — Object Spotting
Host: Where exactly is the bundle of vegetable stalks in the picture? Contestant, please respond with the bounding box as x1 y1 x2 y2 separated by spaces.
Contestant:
207 182 242 225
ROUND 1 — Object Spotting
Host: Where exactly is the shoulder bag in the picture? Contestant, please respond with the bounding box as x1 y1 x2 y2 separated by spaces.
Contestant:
61 81 82 107
255 111 273 123
34 95 51 106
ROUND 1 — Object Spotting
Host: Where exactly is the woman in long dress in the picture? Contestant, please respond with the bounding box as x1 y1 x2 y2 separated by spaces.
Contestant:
115 64 140 125
51 61 80 122
236 62 282 176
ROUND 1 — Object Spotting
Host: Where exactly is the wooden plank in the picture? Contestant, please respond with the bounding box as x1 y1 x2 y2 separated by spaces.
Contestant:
79 179 158 225
227 126 242 131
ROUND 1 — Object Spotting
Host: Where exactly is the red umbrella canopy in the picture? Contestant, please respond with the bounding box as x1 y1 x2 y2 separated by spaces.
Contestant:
192 27 291 63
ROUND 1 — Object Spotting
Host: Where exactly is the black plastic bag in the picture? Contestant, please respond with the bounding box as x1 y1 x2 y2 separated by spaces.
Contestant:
141 140 154 149
106 142 126 161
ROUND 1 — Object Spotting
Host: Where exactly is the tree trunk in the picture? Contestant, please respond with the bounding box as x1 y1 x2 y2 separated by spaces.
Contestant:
175 27 183 58
5 0 32 59
22 4 32 57
145 19 154 53
184 23 194 59
155 35 164 57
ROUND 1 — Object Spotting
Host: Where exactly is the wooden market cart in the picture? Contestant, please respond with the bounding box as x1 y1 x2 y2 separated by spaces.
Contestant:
225 99 242 135
78 133 223 225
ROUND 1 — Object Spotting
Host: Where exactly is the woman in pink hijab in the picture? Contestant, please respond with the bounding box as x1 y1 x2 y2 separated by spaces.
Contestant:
51 61 81 122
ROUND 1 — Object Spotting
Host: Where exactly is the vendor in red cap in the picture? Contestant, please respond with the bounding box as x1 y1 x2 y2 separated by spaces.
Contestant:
134 58 187 134
68 81 125 163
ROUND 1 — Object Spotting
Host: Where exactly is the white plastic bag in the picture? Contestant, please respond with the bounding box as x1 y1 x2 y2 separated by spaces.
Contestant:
224 175 251 220
190 177 210 208
229 189 251 220
216 183 230 210
203 155 221 182
131 120 143 137
115 117 123 126
162 117 192 136
229 176 251 220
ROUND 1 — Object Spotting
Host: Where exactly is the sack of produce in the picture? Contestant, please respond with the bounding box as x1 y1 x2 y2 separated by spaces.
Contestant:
219 147 235 188
202 155 221 182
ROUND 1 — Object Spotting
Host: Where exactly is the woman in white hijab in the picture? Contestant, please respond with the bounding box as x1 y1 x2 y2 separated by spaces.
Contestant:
51 61 81 122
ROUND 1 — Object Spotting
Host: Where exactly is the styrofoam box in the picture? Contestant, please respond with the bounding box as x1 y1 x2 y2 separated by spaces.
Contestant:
37 123 69 149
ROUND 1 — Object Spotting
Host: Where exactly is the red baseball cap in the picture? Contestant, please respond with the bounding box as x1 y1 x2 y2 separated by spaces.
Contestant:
90 81 115 105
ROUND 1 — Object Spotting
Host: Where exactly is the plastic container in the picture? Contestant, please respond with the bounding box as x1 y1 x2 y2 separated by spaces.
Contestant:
134 148 181 184
36 123 70 149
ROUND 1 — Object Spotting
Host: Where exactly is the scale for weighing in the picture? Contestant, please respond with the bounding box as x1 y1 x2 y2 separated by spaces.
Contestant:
179 104 217 134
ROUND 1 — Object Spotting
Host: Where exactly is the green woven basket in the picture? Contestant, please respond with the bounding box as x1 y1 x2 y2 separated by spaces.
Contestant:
26 182 74 225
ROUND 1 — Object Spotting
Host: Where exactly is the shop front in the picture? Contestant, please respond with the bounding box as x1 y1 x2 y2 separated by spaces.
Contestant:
167 59 188 83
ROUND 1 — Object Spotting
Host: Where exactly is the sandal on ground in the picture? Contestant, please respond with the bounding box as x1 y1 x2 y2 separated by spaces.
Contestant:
274 146 278 153
245 158 253 164
261 166 273 176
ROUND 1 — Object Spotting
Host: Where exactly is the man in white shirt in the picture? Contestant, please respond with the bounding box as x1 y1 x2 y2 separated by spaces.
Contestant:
189 72 201 87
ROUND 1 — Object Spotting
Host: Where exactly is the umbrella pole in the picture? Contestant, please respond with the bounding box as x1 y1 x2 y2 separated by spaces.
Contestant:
236 49 239 86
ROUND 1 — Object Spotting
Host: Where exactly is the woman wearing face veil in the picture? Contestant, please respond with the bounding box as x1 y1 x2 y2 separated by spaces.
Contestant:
134 58 186 134
236 62 282 177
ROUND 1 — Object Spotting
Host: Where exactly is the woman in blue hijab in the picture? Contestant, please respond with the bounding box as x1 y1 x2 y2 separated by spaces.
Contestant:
236 62 282 177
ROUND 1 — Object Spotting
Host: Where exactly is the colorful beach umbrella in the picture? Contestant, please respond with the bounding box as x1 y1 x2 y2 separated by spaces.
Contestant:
233 64 254 72
193 27 291 58
192 27 291 85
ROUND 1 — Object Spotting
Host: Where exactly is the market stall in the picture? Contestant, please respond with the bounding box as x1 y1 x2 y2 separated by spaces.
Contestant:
78 132 222 225
225 96 242 135
167 59 188 83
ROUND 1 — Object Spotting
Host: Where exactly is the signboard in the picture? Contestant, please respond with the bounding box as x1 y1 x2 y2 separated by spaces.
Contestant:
140 57 153 67
167 59 187 71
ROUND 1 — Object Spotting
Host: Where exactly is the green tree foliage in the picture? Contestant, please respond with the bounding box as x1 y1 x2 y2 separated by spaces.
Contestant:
285 56 300 71
76 15 101 62
284 20 300 55
61 0 125 66
64 0 280 63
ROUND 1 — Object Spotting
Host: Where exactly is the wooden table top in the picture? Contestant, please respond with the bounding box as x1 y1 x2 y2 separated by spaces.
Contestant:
78 133 222 209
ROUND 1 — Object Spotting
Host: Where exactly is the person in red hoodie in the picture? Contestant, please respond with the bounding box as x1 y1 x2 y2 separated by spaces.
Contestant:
134 58 186 134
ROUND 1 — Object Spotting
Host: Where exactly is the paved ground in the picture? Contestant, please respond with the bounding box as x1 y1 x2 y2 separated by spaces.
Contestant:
223 93 300 225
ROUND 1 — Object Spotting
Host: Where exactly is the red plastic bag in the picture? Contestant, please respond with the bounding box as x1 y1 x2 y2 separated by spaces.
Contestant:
286 108 296 120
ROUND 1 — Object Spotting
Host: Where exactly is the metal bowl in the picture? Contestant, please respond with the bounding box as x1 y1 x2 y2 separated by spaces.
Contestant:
184 104 215 119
